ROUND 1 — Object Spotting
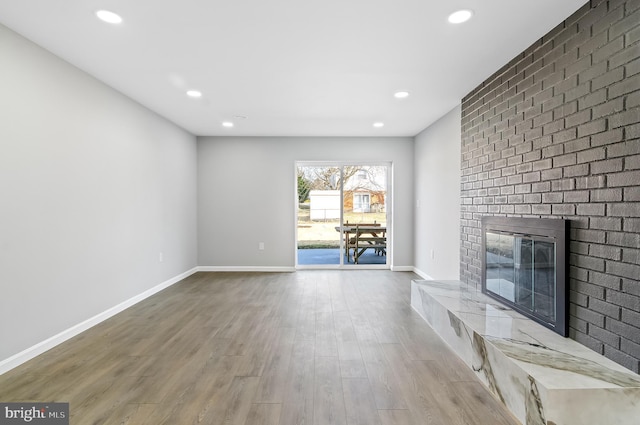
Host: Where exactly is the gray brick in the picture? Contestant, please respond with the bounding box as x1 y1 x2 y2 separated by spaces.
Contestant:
593 98 625 120
531 181 551 192
592 67 625 91
591 128 624 147
606 262 640 281
576 175 606 189
570 289 589 307
608 318 640 345
543 119 565 135
624 187 640 201
589 244 622 261
628 123 640 139
524 193 542 203
571 304 605 328
552 178 575 191
524 150 543 162
578 89 607 110
565 82 591 102
590 324 621 348
573 330 605 354
622 308 640 329
573 228 607 243
570 265 589 281
589 270 622 290
552 203 576 215
623 218 640 232
609 109 640 128
505 176 521 187
531 204 551 215
577 147 606 164
553 128 578 143
543 192 564 203
523 172 541 183
608 202 640 217
577 119 607 137
627 57 640 78
564 190 589 203
621 339 640 364
590 217 622 231
629 91 640 108
575 278 605 298
622 248 640 265
608 141 640 159
577 203 606 216
563 163 590 177
564 137 591 153
624 155 640 170
602 346 640 373
532 136 553 150
578 57 607 81
592 37 625 64
554 153 577 167
516 164 532 175
542 144 564 158
541 168 563 180
532 158 553 171
590 188 623 202
591 158 623 174
607 231 640 248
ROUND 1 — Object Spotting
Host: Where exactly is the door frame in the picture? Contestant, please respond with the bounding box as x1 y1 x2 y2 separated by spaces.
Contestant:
294 160 392 269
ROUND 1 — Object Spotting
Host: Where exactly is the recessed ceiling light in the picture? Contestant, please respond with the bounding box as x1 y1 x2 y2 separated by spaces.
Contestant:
96 10 123 24
394 91 410 99
373 122 384 128
448 9 473 24
186 90 202 98
222 121 234 128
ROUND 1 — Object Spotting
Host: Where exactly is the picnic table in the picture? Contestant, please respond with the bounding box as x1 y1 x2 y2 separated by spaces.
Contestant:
336 224 386 264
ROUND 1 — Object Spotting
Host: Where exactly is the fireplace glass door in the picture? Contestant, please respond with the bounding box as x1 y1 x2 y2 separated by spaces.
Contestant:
485 232 556 325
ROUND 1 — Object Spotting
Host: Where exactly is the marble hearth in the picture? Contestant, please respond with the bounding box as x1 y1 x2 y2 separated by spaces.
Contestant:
411 279 640 425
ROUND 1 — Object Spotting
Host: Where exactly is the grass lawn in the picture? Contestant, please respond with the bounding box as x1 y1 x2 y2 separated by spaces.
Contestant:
297 209 386 248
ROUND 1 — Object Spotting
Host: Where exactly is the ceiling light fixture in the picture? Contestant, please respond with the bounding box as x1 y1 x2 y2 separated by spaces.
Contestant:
394 91 410 99
373 122 384 128
448 9 473 24
96 10 123 24
186 90 202 98
222 121 234 128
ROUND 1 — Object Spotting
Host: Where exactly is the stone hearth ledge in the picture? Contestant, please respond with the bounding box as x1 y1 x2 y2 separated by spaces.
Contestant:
411 279 640 425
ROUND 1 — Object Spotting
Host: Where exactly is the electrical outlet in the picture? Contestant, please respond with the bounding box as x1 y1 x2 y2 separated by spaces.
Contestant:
159 252 164 262
430 249 435 259
258 242 265 250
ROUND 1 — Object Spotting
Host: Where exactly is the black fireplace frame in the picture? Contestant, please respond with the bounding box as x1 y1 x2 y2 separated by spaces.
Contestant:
481 216 569 337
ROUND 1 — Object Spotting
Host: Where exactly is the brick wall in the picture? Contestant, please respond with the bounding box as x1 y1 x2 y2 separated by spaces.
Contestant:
460 0 640 372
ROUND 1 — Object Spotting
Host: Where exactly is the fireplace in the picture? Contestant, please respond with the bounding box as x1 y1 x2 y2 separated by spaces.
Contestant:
481 217 568 336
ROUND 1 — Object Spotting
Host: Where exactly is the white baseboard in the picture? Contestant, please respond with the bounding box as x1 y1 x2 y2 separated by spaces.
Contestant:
0 267 198 375
412 267 434 280
390 265 415 272
197 266 295 272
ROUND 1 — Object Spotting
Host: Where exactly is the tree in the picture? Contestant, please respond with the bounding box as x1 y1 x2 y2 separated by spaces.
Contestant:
297 172 311 203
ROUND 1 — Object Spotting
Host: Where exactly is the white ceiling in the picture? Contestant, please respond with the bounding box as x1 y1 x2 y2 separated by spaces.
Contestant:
0 0 587 137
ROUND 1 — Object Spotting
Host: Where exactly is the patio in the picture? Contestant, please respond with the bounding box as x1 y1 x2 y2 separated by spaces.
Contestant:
297 248 386 265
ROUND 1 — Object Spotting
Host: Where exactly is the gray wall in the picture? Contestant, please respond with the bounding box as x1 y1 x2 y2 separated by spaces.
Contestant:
0 25 198 362
414 106 462 279
460 0 640 372
197 137 414 269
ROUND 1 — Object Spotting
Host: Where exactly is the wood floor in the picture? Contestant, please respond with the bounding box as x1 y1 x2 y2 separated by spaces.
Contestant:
0 271 519 425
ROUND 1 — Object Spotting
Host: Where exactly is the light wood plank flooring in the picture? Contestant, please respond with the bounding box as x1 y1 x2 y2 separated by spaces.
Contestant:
0 271 520 425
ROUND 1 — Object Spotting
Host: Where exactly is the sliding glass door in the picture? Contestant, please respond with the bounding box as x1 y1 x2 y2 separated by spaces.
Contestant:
296 162 389 268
